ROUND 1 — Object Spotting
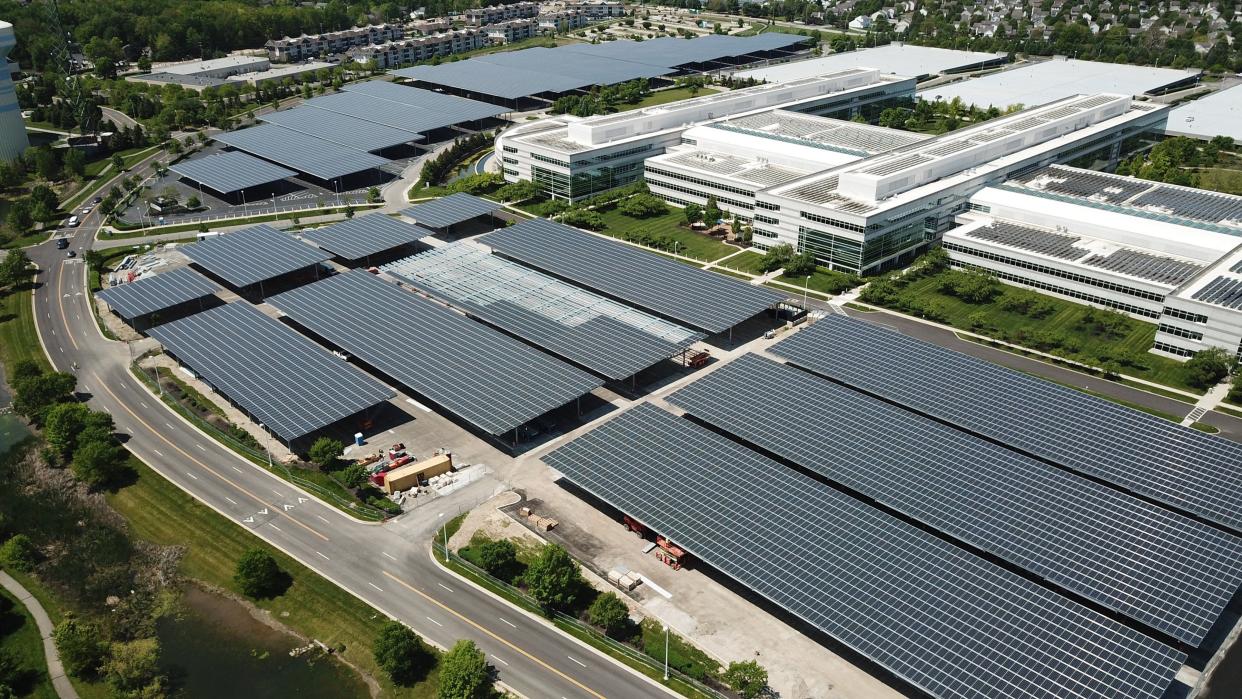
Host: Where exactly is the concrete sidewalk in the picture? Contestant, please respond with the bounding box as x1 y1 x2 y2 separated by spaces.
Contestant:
0 571 78 699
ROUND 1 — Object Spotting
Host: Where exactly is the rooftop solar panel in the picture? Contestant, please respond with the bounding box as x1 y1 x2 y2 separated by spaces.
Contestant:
213 124 390 180
97 267 222 321
147 302 394 443
168 151 297 194
668 353 1242 646
771 314 1242 533
266 271 601 436
401 192 500 229
1080 248 1203 286
382 243 702 380
963 221 1086 260
479 218 784 334
544 403 1184 699
259 107 422 151
299 215 431 261
181 224 331 288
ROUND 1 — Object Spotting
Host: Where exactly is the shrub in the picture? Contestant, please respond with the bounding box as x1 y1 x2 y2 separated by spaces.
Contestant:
438 639 490 699
0 535 38 572
1182 347 1231 389
722 660 769 699
560 208 606 231
476 539 518 580
54 616 108 678
522 543 583 611
339 463 368 489
373 621 433 686
937 269 999 303
307 437 344 470
586 592 630 635
617 193 667 218
233 549 286 599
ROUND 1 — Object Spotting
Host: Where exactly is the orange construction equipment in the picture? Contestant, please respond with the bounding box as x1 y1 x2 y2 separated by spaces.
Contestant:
655 536 687 570
623 515 647 537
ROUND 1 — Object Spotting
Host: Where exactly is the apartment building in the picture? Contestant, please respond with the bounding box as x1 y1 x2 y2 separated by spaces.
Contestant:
267 24 403 62
349 29 487 69
465 2 540 25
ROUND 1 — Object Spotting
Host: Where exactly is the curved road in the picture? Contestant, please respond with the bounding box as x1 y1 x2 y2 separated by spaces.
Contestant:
29 220 662 698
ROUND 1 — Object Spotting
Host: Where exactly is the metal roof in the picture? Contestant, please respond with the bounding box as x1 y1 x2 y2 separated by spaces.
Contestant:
544 403 1183 699
148 302 394 443
479 218 784 334
168 151 297 194
401 192 500 228
733 44 1005 82
267 270 602 436
771 314 1242 533
181 224 332 288
97 267 222 321
259 106 422 151
1166 83 1242 142
299 215 431 261
921 58 1199 109
394 61 591 100
383 243 702 380
341 80 509 121
670 353 1242 646
213 123 390 180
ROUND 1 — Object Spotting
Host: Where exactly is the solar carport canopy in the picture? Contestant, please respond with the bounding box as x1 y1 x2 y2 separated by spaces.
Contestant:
213 123 390 180
168 151 297 193
383 243 703 380
772 314 1242 533
480 219 784 334
267 270 602 436
299 215 431 261
393 61 597 100
669 353 1242 646
97 267 222 321
259 107 422 152
148 302 394 443
544 403 1183 699
401 192 500 229
342 81 507 123
302 91 499 135
181 224 331 288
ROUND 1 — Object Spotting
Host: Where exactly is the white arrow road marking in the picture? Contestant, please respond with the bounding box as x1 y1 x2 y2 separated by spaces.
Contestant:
243 517 254 523
258 508 269 515
297 497 308 503
282 504 295 511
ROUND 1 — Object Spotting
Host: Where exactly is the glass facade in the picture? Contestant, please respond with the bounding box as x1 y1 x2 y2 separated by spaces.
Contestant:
798 225 863 271
949 259 1161 318
942 242 1167 303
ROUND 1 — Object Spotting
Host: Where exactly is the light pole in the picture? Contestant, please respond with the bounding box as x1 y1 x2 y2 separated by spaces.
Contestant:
663 626 669 681
803 274 810 310
438 512 448 563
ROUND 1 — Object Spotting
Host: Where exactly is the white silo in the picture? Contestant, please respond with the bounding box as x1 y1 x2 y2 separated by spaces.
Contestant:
0 20 29 162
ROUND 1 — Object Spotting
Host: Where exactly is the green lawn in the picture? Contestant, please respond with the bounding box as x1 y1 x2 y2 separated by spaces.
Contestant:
0 284 50 375
1194 168 1242 195
106 459 439 699
0 587 58 699
592 206 737 262
777 267 861 296
713 250 766 275
615 86 720 112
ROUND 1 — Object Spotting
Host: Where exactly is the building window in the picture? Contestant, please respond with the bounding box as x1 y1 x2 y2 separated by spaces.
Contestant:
800 211 865 233
754 214 778 225
502 157 517 165
503 167 518 177
756 201 780 211
647 178 753 209
502 145 517 154
1153 341 1197 358
1163 307 1208 324
753 228 779 239
1158 324 1204 342
644 166 755 198
948 259 1161 318
942 242 1167 303
531 153 569 168
798 225 862 272
967 202 991 213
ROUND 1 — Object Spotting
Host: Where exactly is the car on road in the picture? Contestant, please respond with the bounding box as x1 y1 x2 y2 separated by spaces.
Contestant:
56 237 69 249
80 206 92 215
92 196 103 204
67 215 80 227
66 250 76 258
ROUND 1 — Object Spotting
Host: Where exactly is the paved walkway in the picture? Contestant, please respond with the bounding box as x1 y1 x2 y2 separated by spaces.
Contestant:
1181 381 1233 426
0 571 78 699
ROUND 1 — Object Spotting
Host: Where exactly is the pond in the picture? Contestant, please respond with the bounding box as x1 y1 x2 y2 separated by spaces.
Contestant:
0 413 31 456
157 585 369 699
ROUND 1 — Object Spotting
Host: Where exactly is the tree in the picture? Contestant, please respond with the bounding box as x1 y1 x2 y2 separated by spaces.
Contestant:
110 153 126 172
722 660 769 699
559 208 605 231
340 463 368 489
307 437 345 470
367 186 380 203
63 148 87 179
102 638 164 697
44 402 90 457
496 179 539 203
523 543 583 610
72 440 126 488
476 539 517 580
784 251 817 278
682 202 702 225
85 36 124 80
1182 347 1231 389
11 370 76 422
586 592 630 635
703 196 722 224
0 534 38 572
186 195 200 209
54 616 108 678
0 249 32 289
617 194 667 218
0 651 23 691
373 621 433 686
34 150 59 181
760 243 795 273
233 549 285 599
437 639 490 699
5 199 33 234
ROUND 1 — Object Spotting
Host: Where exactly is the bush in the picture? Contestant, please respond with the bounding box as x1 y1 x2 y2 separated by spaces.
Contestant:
438 639 490 699
233 549 286 599
783 251 817 278
477 539 518 581
586 592 630 636
102 638 164 697
0 535 38 572
760 244 795 273
617 193 668 218
722 660 769 699
937 269 999 303
307 437 344 470
54 617 108 678
373 621 433 686
1182 347 1231 389
71 439 127 488
522 543 583 611
682 202 702 225
339 463 368 489
560 208 606 231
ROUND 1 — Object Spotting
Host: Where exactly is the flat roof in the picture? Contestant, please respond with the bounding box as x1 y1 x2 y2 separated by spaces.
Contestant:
148 302 394 443
772 314 1242 533
707 110 930 156
479 218 784 334
213 124 390 180
383 243 703 380
921 57 1200 109
1166 84 1242 142
181 224 332 288
267 270 602 436
298 215 432 261
168 151 298 194
545 403 1182 699
401 192 500 228
162 55 267 75
733 44 1005 82
259 107 423 152
96 267 222 321
670 353 1242 646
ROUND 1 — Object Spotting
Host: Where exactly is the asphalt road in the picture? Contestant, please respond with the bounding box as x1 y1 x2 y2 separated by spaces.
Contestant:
29 228 665 698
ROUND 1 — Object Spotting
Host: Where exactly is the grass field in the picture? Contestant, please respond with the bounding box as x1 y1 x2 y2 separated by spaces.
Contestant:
616 86 720 112
1194 167 1242 195
0 284 50 376
777 267 861 296
593 206 737 262
713 250 766 275
0 586 58 699
105 459 439 699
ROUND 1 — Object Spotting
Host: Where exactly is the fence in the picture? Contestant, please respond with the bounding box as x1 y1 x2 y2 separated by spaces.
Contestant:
432 540 729 699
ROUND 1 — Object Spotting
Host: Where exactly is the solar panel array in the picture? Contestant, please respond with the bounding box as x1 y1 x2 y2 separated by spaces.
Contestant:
1191 276 1242 309
963 221 1085 260
341 81 507 123
668 353 1242 646
181 224 331 288
479 218 784 334
401 192 500 229
544 403 1184 699
1131 185 1242 226
771 314 1242 533
266 270 602 436
1016 167 1152 204
97 267 222 321
148 302 394 442
383 243 702 380
168 151 297 194
299 215 431 261
213 124 390 180
1081 249 1204 286
259 107 422 152
296 82 506 136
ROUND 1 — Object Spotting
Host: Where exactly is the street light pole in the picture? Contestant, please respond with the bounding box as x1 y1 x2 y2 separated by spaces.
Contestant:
803 274 810 310
663 626 669 681
439 512 448 563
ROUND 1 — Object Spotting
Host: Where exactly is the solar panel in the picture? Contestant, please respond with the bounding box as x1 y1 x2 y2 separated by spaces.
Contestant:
147 302 394 443
544 403 1183 699
1080 248 1203 286
299 215 431 261
266 270 601 436
97 267 222 322
668 353 1242 646
479 218 784 334
341 81 508 123
1192 276 1242 309
181 224 331 288
771 315 1242 533
394 61 590 100
168 151 297 194
963 221 1086 260
213 124 390 180
259 107 422 152
382 243 702 380
401 193 500 229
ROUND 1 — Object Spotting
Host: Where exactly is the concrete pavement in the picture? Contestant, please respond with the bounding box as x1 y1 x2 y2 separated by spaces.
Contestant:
0 571 78 699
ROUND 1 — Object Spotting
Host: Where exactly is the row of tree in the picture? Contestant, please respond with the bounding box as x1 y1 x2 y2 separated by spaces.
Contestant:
420 132 493 187
550 79 652 118
1115 135 1237 188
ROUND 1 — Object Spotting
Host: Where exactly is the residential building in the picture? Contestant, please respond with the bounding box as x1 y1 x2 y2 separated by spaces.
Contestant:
485 18 541 44
538 10 592 32
266 24 404 62
349 29 488 69
465 2 540 25
558 1 626 18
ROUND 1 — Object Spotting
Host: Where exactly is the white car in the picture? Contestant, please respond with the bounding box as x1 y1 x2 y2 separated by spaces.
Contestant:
67 215 80 227
80 206 92 215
